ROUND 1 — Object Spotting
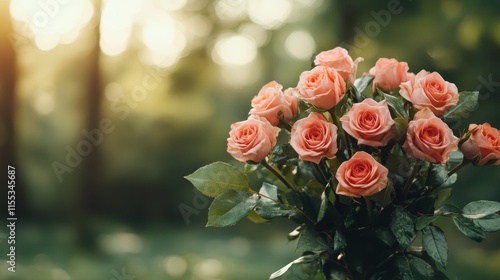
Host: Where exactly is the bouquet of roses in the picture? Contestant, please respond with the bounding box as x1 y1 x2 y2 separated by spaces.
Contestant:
185 46 500 279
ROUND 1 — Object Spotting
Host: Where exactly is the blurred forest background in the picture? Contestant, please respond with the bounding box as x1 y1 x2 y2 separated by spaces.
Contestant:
0 0 500 279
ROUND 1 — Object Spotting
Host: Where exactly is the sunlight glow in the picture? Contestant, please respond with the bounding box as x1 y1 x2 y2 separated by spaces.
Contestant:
34 91 55 115
164 256 187 277
247 0 292 29
100 0 142 56
212 34 257 66
10 0 94 51
194 259 222 279
285 30 316 60
239 23 269 47
141 15 186 67
159 0 188 11
214 0 247 22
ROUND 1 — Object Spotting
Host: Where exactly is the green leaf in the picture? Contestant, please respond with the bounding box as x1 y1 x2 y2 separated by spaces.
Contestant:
259 182 278 202
247 210 269 223
437 204 461 215
473 213 500 232
392 255 434 280
376 227 396 247
415 216 439 231
207 190 258 227
269 254 325 280
297 227 330 253
353 75 374 100
422 226 448 267
317 190 329 222
390 206 417 248
426 165 449 187
185 162 250 198
382 91 409 119
462 200 500 219
394 117 409 139
255 202 297 219
442 91 479 120
434 188 453 210
333 230 346 253
452 216 486 242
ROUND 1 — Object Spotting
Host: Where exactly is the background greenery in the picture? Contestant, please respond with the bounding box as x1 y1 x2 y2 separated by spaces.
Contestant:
0 0 499 279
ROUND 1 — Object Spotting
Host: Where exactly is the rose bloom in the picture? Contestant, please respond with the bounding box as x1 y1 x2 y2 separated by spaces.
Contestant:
227 115 280 163
399 70 459 116
290 112 338 164
283 87 299 120
297 66 346 110
249 81 297 126
335 151 389 198
403 108 459 165
368 58 414 92
460 123 500 166
314 46 364 85
340 98 396 147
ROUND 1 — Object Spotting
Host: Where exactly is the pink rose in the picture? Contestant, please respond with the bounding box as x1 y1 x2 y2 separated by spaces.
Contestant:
227 115 281 163
368 58 413 92
297 66 346 110
460 123 500 166
403 108 459 165
314 47 364 85
340 98 396 147
249 81 297 126
283 87 299 120
335 151 389 198
399 70 459 116
290 112 338 164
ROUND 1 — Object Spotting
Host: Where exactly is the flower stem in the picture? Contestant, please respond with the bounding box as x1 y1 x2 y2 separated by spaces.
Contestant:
260 160 293 190
447 160 470 177
401 162 421 200
314 162 330 184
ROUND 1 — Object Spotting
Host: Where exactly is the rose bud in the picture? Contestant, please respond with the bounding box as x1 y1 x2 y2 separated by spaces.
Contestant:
460 123 500 166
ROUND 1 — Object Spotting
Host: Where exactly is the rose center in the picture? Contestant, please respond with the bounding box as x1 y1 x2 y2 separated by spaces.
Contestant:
359 112 378 128
352 161 370 178
421 126 442 144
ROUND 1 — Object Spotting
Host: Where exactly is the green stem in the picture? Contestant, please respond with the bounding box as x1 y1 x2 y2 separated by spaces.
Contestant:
249 190 280 204
260 160 293 190
328 108 352 158
447 160 470 177
314 162 329 184
401 162 422 200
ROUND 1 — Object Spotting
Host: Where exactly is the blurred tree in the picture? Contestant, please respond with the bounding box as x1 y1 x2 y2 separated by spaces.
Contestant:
0 0 24 217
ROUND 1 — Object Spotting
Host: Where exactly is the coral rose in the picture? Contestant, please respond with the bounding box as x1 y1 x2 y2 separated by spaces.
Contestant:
314 46 364 85
403 108 459 165
249 81 297 126
227 115 280 163
399 70 459 116
368 58 413 92
283 87 299 120
290 112 338 164
297 66 346 110
460 123 500 166
335 151 389 198
340 98 396 147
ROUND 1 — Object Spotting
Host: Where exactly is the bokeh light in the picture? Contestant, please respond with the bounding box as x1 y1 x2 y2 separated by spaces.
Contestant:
285 30 316 60
212 33 257 66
